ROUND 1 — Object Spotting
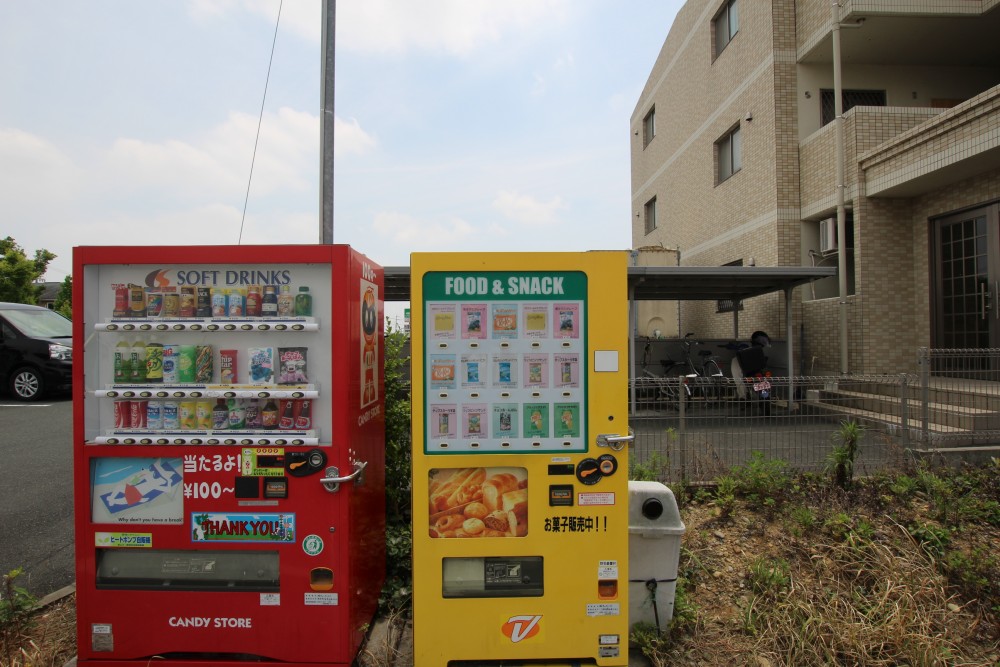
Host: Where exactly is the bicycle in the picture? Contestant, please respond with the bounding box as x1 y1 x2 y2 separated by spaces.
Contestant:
665 333 726 404
636 340 683 410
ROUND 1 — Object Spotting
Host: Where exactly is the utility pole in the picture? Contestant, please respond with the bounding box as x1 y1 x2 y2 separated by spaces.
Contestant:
320 0 335 244
831 2 862 375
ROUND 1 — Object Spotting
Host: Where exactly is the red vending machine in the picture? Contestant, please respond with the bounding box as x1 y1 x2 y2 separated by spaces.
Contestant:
72 245 385 666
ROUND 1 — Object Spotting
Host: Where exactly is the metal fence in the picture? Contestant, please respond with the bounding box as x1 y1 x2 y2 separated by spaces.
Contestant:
628 349 1000 482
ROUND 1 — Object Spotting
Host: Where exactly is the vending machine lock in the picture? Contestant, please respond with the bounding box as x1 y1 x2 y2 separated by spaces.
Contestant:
286 449 328 478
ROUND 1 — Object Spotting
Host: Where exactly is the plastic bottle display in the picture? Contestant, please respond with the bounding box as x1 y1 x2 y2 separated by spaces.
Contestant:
261 399 279 428
277 285 294 317
212 399 229 430
278 399 296 429
113 340 131 383
227 398 246 429
294 399 312 429
129 342 146 383
261 285 278 317
294 286 312 316
245 398 262 429
246 285 262 317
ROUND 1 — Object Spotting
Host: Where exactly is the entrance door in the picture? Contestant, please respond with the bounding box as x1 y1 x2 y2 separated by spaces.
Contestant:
933 203 1000 349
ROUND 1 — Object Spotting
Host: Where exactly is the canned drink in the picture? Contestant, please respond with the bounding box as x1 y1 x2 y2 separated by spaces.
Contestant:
179 401 197 430
196 400 213 429
196 287 212 317
145 343 163 382
195 345 213 384
147 401 163 430
130 400 148 429
114 286 129 318
162 401 179 429
128 286 146 318
162 344 180 384
177 345 197 383
114 400 132 429
179 287 196 318
146 291 163 318
211 288 227 317
162 291 180 317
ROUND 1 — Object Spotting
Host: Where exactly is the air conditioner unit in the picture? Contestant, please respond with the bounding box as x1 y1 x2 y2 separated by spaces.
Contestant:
819 218 838 254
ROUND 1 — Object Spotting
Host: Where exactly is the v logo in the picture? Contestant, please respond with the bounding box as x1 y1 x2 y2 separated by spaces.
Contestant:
501 615 542 643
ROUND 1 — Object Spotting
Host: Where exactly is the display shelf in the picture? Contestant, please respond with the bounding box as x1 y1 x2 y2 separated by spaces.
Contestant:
95 317 319 333
96 385 318 400
92 430 319 446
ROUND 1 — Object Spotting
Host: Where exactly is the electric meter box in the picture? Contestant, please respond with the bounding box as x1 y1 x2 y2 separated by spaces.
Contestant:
627 480 685 631
72 244 385 666
411 251 632 667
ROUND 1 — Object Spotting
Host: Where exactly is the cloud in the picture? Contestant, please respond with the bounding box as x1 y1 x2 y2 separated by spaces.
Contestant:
100 107 372 202
190 0 569 55
371 211 475 251
335 117 378 156
492 190 565 225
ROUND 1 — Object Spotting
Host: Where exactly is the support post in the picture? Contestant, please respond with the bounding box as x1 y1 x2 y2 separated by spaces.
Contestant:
319 0 336 244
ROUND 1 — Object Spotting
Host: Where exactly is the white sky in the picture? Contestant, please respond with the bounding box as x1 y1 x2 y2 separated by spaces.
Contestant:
0 0 681 322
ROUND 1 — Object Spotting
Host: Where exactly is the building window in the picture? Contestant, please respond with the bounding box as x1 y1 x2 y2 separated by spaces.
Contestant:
644 197 657 235
716 125 742 183
713 0 739 58
643 107 655 147
820 89 886 126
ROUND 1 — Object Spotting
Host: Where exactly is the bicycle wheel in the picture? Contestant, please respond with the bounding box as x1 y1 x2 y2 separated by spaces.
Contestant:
703 359 725 404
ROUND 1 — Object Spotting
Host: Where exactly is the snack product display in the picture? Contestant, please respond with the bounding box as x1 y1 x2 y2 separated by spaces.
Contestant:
428 467 528 539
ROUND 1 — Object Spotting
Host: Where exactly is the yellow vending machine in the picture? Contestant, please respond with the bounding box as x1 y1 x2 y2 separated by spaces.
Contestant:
411 252 631 666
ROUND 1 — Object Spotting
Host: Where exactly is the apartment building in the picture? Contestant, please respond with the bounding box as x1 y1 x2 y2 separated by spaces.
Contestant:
631 0 1000 374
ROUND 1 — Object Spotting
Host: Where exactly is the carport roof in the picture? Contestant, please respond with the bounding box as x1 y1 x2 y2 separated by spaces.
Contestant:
383 265 836 302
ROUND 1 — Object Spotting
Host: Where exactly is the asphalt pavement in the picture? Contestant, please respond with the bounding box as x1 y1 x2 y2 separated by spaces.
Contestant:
0 393 75 597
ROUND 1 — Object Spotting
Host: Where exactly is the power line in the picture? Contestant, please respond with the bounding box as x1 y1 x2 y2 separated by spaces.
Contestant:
239 0 283 244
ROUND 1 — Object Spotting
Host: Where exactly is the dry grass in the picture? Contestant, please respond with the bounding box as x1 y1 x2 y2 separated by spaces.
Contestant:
654 465 1000 667
0 595 75 667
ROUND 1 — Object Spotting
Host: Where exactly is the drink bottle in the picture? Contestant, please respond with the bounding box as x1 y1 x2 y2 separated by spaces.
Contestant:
261 285 278 317
277 285 294 317
294 286 312 316
246 285 262 317
114 340 131 383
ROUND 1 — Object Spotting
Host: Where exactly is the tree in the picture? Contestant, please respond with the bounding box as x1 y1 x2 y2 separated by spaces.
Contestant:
54 275 73 320
0 237 56 304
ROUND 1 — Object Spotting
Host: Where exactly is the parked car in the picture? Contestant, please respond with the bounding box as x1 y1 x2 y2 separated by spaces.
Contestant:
0 302 72 400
